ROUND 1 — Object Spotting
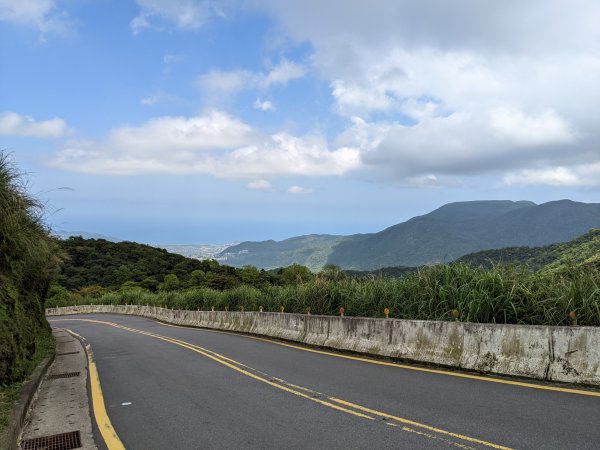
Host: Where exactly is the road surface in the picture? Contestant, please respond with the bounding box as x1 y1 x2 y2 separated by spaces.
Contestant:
49 314 600 449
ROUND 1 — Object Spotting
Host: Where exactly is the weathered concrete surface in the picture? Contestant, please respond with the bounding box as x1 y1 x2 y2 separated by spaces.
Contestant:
46 305 600 386
20 328 97 449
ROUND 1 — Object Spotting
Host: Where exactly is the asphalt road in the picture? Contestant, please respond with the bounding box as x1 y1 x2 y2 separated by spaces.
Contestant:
49 314 600 450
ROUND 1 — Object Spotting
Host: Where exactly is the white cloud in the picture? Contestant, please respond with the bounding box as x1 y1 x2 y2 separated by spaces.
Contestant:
247 179 271 190
130 0 217 34
195 70 252 99
108 111 254 153
254 98 274 111
261 60 306 87
140 91 178 106
503 163 600 187
490 107 576 147
48 111 361 179
195 60 306 105
0 0 71 35
503 167 581 186
0 112 68 138
141 95 159 106
287 185 313 194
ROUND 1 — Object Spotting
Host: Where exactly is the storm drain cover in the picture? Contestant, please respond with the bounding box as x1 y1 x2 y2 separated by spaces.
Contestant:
47 372 80 379
21 430 81 450
57 351 80 356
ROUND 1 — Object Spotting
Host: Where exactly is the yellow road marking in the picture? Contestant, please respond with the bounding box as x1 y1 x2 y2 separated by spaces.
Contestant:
329 398 509 449
64 329 125 450
154 320 600 398
56 318 512 449
400 426 477 450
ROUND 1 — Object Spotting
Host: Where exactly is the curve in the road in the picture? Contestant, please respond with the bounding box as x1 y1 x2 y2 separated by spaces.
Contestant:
62 318 509 450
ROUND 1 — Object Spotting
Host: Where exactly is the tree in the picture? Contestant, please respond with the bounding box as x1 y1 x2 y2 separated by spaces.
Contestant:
280 264 314 284
159 274 180 292
319 264 347 281
239 265 261 286
188 269 206 287
139 277 159 292
78 285 110 298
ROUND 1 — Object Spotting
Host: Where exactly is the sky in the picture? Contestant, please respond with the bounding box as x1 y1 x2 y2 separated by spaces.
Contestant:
1 0 600 244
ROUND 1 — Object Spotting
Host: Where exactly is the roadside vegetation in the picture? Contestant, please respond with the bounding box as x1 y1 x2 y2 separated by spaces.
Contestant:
0 153 61 435
48 260 600 326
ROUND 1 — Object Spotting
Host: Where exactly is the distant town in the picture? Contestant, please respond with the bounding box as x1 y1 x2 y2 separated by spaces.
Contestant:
160 243 239 261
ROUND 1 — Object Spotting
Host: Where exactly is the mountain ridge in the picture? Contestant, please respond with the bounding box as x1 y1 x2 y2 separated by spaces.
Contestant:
218 200 600 270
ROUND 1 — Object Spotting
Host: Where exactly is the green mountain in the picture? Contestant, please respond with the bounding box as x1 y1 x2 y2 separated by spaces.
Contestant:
219 234 348 271
458 228 600 271
218 200 600 270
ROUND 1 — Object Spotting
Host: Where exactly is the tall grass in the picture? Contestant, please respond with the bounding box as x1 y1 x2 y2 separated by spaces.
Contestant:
48 263 600 326
1 152 62 384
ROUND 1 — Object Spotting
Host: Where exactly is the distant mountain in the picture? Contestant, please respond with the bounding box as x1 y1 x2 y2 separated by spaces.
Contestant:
458 228 600 271
54 230 122 242
219 234 348 270
218 200 600 270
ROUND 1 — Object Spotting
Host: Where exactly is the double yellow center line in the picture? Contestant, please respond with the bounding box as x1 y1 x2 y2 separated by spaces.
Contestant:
56 318 513 450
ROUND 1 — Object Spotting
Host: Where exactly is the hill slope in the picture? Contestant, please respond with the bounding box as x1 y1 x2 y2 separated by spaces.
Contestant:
57 237 211 290
219 200 600 270
219 234 348 270
458 228 600 271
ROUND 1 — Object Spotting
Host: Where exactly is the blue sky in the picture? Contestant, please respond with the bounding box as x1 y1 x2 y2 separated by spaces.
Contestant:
2 1 599 244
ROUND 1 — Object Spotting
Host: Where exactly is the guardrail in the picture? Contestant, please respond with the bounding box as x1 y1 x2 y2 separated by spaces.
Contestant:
47 305 600 386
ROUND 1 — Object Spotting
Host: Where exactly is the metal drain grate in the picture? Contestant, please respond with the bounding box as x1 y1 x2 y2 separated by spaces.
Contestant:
21 430 82 450
56 351 80 356
47 371 80 379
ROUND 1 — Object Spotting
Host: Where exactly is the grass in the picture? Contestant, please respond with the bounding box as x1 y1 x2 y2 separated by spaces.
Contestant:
0 332 54 437
48 263 600 326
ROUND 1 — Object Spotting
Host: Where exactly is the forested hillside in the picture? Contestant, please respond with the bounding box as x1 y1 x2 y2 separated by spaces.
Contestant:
54 237 332 297
57 237 270 292
327 200 600 269
458 229 600 271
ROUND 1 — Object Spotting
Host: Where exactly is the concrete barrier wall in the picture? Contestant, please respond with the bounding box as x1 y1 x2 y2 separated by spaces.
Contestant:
46 305 600 386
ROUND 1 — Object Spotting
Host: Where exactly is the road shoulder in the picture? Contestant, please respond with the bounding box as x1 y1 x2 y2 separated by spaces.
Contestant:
19 328 97 449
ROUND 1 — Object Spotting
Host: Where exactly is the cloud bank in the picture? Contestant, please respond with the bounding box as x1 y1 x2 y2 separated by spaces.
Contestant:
44 0 600 188
49 111 360 179
257 0 600 187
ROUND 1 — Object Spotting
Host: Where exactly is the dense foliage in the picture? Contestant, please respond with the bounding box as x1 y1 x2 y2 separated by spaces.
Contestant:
48 262 600 327
458 229 600 271
0 153 61 384
57 237 253 291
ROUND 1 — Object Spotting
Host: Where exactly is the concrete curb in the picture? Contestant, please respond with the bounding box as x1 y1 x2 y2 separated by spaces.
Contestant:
0 351 55 450
47 305 600 386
